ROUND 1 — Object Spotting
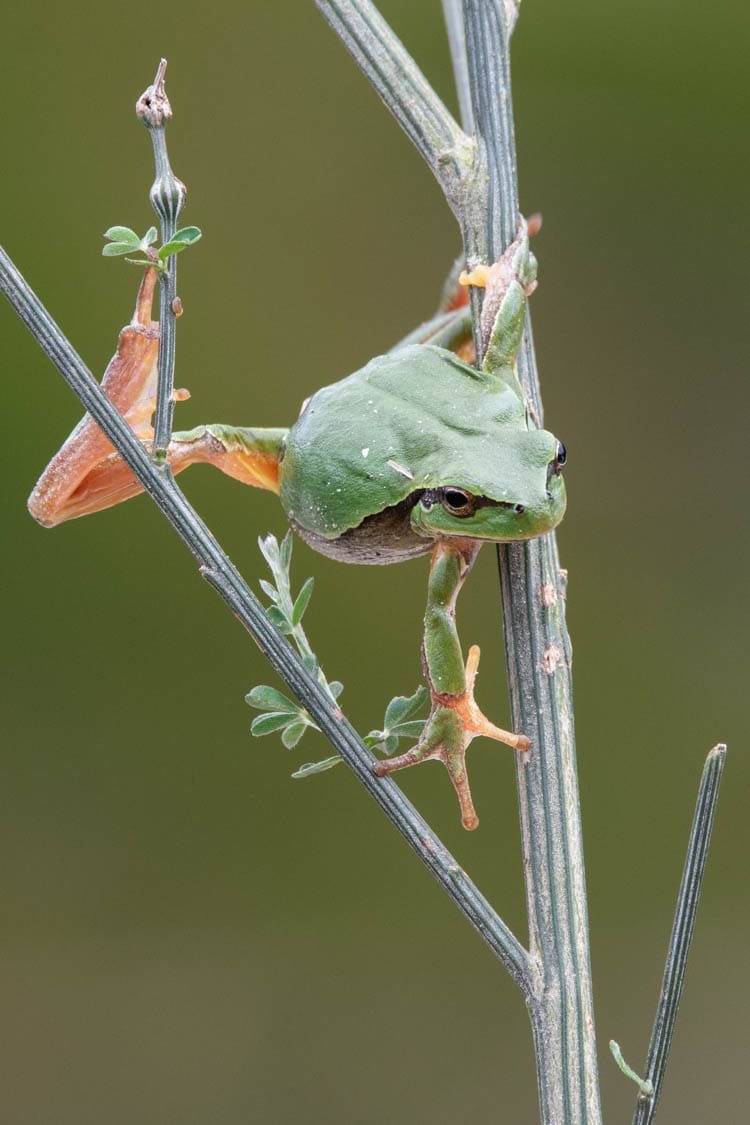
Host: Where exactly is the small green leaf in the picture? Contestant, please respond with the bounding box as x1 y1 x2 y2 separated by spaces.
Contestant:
384 686 428 729
280 530 293 571
265 605 292 633
328 681 344 700
391 719 426 739
103 226 140 245
141 226 159 247
251 712 297 737
124 256 165 270
102 242 138 257
383 733 399 756
258 579 279 603
292 755 343 778
302 652 320 679
291 576 314 626
173 225 202 244
281 721 308 749
258 534 280 570
158 239 193 260
245 685 298 712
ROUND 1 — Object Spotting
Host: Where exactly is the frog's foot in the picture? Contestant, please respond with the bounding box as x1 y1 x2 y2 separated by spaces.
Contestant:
374 645 529 830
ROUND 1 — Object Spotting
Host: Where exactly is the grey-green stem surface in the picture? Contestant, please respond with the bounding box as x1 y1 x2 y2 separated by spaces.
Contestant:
315 1 601 1120
632 745 727 1125
458 5 600 1122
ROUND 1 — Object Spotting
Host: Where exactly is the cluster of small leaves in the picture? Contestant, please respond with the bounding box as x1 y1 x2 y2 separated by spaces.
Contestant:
245 532 343 768
246 532 428 778
102 225 201 272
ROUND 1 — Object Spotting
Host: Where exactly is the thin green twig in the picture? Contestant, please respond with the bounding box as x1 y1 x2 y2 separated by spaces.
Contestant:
630 744 727 1125
136 58 186 459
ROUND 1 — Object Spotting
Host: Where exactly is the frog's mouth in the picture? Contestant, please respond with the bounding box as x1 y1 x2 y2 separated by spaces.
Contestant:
409 476 566 542
417 488 527 518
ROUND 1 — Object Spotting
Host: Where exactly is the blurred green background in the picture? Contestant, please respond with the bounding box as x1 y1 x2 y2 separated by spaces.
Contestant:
1 2 747 1122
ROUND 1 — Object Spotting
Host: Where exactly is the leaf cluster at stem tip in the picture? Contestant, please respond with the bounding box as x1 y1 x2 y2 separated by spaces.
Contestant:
102 224 201 272
245 532 428 777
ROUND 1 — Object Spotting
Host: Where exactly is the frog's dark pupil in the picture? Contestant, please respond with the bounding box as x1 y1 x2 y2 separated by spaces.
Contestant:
443 489 470 511
514 504 525 514
555 440 567 467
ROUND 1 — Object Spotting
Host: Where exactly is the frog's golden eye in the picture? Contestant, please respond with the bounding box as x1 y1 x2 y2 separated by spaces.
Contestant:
440 488 475 517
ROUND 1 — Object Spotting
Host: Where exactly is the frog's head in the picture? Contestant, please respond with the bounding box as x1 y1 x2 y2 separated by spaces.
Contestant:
409 429 567 543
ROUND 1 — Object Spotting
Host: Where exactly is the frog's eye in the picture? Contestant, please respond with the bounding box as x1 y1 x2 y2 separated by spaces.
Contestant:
440 488 475 517
547 439 567 483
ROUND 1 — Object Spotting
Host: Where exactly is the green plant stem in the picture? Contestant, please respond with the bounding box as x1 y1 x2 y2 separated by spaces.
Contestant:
455 6 601 1122
313 0 474 215
631 744 727 1125
0 241 531 995
321 1 601 1120
136 58 186 460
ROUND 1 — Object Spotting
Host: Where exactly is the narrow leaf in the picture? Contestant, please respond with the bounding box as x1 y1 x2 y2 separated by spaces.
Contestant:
158 240 193 260
384 733 399 756
279 530 293 571
251 712 297 737
103 226 140 245
292 755 344 778
124 256 164 270
259 578 280 603
172 226 202 244
141 226 159 247
384 685 428 729
258 534 280 570
281 721 308 749
265 605 292 633
391 719 426 740
291 576 315 626
102 242 137 257
245 684 298 712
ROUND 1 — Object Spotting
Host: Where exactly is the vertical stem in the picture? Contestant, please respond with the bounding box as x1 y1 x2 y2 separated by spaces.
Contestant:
136 59 186 460
457 3 601 1121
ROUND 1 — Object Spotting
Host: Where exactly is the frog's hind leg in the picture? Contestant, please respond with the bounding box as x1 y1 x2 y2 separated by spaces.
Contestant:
374 540 529 829
28 269 285 527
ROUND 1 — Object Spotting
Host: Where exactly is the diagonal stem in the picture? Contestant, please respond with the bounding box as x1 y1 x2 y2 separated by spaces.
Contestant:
0 242 531 995
313 0 474 213
631 744 727 1125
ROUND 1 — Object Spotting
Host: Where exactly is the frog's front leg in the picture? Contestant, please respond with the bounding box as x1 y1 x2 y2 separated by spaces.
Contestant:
374 539 529 830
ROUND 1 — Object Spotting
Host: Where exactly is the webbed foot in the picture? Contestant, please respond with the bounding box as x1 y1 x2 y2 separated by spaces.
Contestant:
374 645 529 830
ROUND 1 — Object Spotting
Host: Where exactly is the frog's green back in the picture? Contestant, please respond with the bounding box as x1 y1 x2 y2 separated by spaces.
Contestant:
279 344 539 540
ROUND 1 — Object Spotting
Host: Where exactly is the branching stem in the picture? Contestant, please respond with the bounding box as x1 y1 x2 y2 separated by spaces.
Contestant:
3 10 728 1125
0 242 530 994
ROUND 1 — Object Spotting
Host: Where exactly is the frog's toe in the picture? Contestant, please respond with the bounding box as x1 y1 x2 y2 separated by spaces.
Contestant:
454 645 531 752
374 738 479 830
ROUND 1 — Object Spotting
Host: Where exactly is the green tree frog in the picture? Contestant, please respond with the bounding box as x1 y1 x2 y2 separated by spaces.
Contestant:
28 223 566 829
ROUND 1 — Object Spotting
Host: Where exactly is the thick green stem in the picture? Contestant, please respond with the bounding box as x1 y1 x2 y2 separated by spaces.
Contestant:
456 3 601 1121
